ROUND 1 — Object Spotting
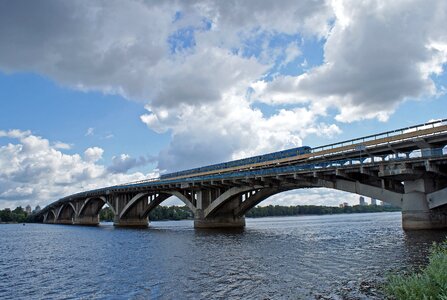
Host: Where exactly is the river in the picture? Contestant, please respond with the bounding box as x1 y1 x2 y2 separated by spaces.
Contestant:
1 212 446 299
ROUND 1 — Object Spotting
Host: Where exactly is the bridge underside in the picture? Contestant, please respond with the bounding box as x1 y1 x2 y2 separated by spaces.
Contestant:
41 158 447 230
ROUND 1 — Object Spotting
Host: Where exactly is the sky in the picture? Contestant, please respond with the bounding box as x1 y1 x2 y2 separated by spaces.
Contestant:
0 0 446 210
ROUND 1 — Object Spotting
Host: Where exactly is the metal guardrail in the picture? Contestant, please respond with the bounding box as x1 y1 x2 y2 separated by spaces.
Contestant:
310 119 447 153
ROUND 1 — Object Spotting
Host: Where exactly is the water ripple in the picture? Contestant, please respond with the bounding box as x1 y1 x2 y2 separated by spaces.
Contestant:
1 213 446 299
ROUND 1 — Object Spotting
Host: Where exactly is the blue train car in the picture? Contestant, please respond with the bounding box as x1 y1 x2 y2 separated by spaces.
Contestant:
159 146 311 180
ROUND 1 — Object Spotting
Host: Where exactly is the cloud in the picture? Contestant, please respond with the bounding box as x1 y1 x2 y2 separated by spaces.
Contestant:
0 1 333 104
143 95 340 172
262 188 360 207
0 130 157 209
282 42 302 66
0 0 337 172
85 128 94 136
53 142 72 150
251 0 447 122
0 129 31 139
84 147 104 162
107 154 154 174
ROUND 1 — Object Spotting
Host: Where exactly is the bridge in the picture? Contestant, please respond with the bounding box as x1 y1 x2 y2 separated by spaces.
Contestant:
36 119 447 230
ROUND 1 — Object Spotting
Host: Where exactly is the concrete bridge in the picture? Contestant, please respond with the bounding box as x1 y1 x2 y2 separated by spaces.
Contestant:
36 120 447 230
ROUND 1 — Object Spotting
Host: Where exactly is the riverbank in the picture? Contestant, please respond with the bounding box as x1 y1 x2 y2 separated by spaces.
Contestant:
384 240 447 299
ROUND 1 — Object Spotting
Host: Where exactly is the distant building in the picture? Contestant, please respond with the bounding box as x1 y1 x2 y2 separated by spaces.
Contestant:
370 198 377 206
382 201 392 207
34 205 41 213
339 203 344 208
25 205 32 214
359 196 366 206
343 202 349 207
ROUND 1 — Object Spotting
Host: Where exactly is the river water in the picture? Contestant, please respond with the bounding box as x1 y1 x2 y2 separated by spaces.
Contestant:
1 212 446 299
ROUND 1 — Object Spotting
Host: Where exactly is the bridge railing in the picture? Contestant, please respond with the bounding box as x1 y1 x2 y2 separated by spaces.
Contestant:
310 118 447 155
118 146 446 189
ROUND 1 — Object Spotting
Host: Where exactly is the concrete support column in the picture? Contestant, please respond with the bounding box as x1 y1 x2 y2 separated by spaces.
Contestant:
194 195 245 229
74 198 102 225
196 190 210 210
113 194 148 227
43 211 55 224
113 216 148 227
56 219 74 225
73 215 99 226
402 178 447 230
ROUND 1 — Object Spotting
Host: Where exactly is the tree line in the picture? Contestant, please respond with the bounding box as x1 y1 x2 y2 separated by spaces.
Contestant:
245 204 400 218
0 207 29 223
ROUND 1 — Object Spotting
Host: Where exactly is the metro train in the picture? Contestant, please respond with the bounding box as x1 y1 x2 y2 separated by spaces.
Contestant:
159 146 312 180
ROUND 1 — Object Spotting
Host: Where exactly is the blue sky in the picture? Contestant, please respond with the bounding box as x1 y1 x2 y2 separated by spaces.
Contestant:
0 0 446 209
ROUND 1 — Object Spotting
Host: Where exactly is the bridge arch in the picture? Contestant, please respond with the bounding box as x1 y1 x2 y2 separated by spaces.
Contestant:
234 187 296 217
119 193 149 219
203 178 405 222
139 191 197 219
164 191 197 215
44 209 57 223
315 178 403 208
55 202 76 221
78 196 115 217
204 186 259 218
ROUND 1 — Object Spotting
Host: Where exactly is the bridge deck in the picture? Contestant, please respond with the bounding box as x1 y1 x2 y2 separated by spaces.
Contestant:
38 119 447 215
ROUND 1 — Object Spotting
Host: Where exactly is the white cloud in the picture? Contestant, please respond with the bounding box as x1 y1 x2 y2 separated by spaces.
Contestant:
262 188 359 207
0 130 157 209
0 1 336 172
283 42 302 66
142 94 339 172
84 147 104 163
0 129 31 139
252 0 447 122
85 127 94 136
53 142 72 150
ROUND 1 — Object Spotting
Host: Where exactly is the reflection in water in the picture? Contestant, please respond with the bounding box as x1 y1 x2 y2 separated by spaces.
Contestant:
403 230 447 268
0 212 446 299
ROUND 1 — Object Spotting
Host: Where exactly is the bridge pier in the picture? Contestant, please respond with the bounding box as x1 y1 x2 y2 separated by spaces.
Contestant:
56 219 74 225
402 179 447 230
113 194 149 227
113 216 148 227
194 214 245 228
73 215 99 226
194 191 246 229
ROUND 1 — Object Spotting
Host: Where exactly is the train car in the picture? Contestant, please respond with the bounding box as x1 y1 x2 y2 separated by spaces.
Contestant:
159 146 311 180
